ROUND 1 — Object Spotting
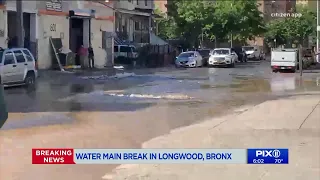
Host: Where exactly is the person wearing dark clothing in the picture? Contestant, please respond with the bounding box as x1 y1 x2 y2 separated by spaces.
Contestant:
24 37 30 49
8 36 18 48
88 45 95 68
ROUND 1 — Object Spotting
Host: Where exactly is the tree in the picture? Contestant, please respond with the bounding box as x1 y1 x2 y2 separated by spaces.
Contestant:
176 0 216 46
264 6 316 47
213 0 265 43
154 7 178 40
163 0 266 47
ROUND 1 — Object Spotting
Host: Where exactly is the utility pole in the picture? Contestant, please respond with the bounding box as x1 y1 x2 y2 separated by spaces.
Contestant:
317 0 320 62
230 33 233 48
16 0 24 47
201 28 203 48
299 44 303 76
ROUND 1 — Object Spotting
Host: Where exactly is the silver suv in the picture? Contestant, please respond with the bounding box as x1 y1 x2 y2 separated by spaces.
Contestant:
0 48 38 87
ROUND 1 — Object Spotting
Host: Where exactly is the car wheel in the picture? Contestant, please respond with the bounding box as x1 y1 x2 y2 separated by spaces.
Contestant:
24 73 36 89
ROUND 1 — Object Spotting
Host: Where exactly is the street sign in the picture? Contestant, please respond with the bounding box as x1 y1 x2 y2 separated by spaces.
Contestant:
317 26 320 31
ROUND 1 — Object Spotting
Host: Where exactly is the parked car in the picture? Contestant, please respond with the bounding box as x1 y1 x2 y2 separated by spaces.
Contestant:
233 46 247 62
0 48 38 87
175 51 203 68
243 46 263 60
197 49 211 66
208 48 237 67
114 45 138 58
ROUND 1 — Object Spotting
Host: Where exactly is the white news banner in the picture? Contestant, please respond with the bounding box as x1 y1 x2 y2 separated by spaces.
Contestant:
74 149 247 164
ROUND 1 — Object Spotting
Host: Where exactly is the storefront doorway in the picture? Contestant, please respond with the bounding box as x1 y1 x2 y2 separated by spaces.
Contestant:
7 11 37 56
69 16 91 66
70 18 83 65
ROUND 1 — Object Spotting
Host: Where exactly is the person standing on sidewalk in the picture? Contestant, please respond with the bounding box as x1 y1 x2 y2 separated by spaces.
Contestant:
88 45 95 68
78 45 88 69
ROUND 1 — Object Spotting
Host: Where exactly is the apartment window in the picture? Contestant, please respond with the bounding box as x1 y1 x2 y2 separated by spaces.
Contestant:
135 21 140 30
145 0 147 6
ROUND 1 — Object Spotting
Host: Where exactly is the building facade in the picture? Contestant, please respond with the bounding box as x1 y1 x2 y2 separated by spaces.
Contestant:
247 0 296 47
113 0 154 46
0 0 115 69
296 0 316 12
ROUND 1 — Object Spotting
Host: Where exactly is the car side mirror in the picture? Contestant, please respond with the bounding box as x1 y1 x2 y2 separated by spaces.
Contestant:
0 84 8 129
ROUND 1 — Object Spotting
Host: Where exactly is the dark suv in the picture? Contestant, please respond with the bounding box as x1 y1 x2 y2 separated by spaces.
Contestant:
232 47 247 62
198 49 211 66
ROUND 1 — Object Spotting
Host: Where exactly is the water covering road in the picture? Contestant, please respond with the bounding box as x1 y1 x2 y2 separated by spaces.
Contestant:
1 61 319 180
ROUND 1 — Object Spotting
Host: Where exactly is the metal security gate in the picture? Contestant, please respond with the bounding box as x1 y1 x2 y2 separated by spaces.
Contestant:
102 31 114 67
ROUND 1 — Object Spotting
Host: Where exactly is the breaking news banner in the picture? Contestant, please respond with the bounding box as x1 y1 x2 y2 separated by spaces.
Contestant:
32 148 246 164
31 148 289 164
247 148 289 164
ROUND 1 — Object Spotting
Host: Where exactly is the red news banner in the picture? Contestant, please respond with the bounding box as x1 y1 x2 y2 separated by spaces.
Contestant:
32 148 75 164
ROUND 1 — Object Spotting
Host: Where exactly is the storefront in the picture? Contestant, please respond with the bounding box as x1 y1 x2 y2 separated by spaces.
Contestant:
37 0 70 69
85 1 115 68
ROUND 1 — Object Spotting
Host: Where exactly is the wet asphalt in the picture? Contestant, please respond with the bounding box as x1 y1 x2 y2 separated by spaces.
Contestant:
1 60 320 180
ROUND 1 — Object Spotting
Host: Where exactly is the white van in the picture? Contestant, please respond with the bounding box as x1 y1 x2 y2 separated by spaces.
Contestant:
114 45 138 58
271 48 298 73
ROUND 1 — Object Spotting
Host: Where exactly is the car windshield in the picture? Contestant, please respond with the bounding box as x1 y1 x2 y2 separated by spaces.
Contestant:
212 49 230 55
198 50 210 56
243 47 254 51
178 52 194 58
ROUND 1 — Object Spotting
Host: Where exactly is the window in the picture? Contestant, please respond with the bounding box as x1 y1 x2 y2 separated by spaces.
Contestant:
135 21 140 30
22 50 34 62
178 52 195 58
212 49 230 55
145 0 147 6
4 52 15 65
128 0 132 2
114 46 118 52
120 46 132 53
13 50 26 63
136 0 139 5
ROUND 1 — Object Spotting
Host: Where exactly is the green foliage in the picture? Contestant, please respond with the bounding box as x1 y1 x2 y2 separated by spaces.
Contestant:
161 0 265 46
264 6 316 46
214 0 265 42
154 12 178 40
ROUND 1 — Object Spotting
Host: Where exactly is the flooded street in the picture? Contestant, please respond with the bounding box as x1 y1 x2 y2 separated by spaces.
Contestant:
1 61 320 180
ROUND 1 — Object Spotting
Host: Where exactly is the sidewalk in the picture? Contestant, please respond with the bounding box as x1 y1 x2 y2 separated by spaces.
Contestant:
103 94 320 180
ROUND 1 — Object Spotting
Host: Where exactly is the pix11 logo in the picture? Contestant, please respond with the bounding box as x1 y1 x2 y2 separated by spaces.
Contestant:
247 148 289 164
256 149 281 158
